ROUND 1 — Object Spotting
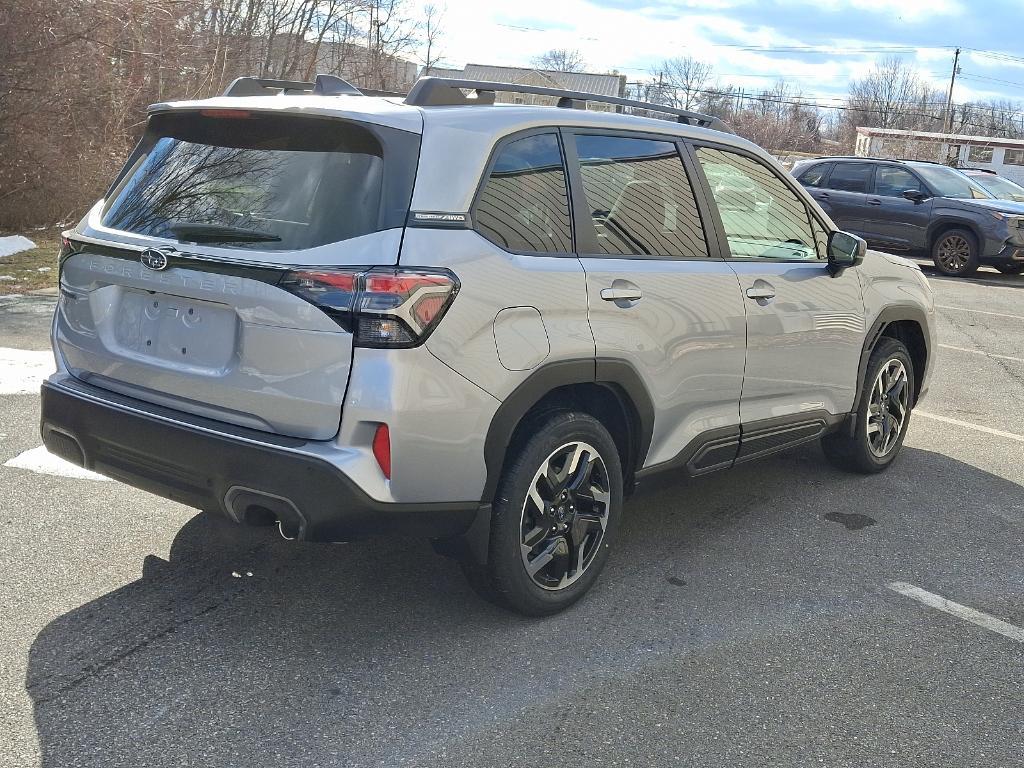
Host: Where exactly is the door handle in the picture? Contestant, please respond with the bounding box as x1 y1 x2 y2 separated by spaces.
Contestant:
745 284 776 301
600 286 643 302
867 198 882 206
816 191 830 199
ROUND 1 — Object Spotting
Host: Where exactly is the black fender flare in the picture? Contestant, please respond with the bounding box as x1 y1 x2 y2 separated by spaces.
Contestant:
925 216 985 253
851 305 931 431
480 357 655 504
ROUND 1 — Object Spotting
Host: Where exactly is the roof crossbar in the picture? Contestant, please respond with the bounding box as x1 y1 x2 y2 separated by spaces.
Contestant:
404 77 733 133
223 74 363 97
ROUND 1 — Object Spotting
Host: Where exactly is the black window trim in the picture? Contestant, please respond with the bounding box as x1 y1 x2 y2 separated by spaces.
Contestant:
561 126 723 262
467 126 577 258
686 139 833 265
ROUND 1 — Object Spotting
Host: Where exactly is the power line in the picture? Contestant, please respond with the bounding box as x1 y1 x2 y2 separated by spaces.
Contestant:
492 22 1024 70
625 81 1024 128
963 48 1024 66
960 73 1024 91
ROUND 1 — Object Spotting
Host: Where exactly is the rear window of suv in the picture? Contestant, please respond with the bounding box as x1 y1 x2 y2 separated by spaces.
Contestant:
102 111 418 250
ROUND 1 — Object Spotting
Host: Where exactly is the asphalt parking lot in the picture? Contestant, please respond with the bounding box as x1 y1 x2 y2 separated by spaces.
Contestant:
1 264 1022 767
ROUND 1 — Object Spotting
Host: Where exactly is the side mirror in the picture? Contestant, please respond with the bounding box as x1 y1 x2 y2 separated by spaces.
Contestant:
902 189 927 203
827 230 866 275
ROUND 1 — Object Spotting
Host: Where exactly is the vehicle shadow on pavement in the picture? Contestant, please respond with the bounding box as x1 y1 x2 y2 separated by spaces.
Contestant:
24 444 1024 766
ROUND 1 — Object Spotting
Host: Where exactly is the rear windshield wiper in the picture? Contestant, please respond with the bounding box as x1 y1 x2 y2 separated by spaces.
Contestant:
168 222 282 243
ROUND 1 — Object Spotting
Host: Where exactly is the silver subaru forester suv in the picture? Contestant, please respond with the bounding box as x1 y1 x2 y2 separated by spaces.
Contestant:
42 75 936 615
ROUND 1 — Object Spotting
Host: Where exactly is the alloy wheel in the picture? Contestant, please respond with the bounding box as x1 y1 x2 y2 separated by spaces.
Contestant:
937 235 971 272
519 441 611 591
866 359 910 457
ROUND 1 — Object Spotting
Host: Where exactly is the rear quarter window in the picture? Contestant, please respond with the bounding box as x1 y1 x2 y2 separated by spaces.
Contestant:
797 163 832 187
473 133 573 254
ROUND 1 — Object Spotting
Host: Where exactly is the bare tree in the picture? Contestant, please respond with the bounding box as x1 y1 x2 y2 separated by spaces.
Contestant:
0 0 432 229
657 56 713 111
847 56 931 130
419 3 444 76
532 48 585 73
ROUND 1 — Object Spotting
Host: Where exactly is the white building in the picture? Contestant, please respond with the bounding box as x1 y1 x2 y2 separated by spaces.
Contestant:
855 127 1024 184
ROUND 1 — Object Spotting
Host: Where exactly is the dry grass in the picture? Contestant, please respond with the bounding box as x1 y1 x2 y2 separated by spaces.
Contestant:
0 229 63 295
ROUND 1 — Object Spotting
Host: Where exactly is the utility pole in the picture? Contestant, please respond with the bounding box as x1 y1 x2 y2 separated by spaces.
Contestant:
943 47 961 134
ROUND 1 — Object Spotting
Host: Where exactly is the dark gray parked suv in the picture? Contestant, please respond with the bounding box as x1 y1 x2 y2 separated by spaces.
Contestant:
796 157 1024 276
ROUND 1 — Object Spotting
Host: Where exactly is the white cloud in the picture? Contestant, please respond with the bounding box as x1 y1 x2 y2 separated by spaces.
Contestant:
416 0 989 105
809 0 964 21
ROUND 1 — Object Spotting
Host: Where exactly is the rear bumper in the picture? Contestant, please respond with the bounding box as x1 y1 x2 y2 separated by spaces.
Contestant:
40 377 479 542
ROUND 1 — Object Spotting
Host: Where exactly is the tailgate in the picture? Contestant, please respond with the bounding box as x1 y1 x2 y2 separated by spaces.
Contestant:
55 247 369 440
54 108 420 440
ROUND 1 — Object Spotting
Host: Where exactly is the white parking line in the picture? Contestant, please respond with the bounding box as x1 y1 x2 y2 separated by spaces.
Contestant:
938 343 1024 364
925 274 1024 290
935 305 1024 321
915 411 1024 443
3 445 110 481
0 347 54 394
888 582 1024 643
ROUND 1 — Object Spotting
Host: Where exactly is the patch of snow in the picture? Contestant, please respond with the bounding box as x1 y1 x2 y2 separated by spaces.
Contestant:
0 235 36 258
4 445 111 481
37 267 52 272
0 276 15 281
0 348 55 394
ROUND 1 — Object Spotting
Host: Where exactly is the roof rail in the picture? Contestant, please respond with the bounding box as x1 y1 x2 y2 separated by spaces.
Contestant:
404 77 733 133
222 74 362 97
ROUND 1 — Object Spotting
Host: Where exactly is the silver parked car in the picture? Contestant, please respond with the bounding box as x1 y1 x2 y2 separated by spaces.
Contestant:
42 75 936 615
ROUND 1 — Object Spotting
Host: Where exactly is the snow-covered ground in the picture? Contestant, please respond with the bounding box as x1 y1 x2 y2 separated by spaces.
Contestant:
0 235 36 258
0 347 55 394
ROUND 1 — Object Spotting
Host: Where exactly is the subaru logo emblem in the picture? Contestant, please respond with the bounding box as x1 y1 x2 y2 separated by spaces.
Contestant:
140 248 170 271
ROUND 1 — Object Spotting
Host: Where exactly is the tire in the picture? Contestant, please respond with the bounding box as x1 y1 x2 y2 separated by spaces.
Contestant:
932 228 979 276
822 337 915 474
996 264 1024 275
465 411 623 616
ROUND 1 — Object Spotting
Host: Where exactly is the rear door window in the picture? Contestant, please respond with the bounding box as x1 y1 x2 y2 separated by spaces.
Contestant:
572 134 709 258
874 166 923 197
102 111 418 250
473 133 573 253
826 163 874 193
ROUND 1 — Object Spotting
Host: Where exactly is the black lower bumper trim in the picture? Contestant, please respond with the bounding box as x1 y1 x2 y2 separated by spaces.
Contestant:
40 380 479 542
984 243 1024 266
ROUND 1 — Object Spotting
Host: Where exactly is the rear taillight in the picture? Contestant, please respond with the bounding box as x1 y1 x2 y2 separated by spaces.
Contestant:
279 267 459 348
58 233 76 262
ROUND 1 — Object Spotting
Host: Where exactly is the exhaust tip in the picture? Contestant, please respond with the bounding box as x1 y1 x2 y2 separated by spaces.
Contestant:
224 486 306 540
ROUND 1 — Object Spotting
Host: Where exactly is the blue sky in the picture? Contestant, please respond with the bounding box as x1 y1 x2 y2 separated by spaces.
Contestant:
427 0 1024 107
